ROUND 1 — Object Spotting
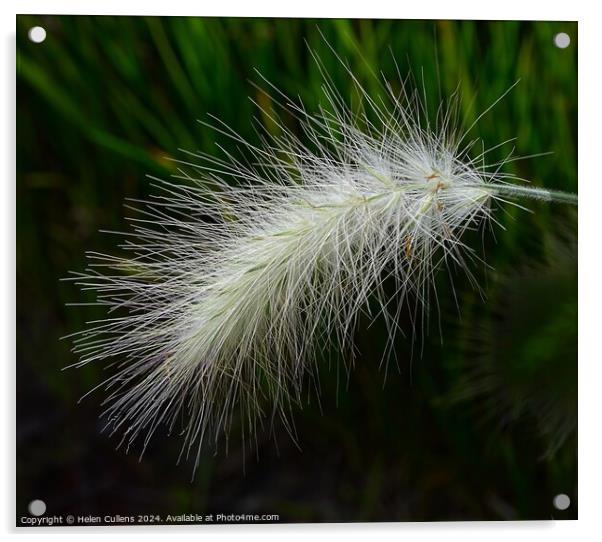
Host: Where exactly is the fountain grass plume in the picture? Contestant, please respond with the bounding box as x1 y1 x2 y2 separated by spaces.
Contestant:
66 53 577 470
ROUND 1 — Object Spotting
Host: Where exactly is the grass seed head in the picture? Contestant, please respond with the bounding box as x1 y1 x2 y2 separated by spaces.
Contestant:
67 54 576 471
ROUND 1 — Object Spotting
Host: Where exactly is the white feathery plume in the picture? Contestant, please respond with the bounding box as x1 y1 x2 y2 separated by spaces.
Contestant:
66 53 577 469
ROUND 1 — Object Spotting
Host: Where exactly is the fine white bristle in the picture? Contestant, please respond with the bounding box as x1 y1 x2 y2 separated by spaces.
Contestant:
66 55 577 470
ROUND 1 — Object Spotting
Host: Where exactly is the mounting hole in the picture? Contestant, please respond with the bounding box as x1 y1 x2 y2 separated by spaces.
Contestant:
554 32 571 49
28 26 46 44
28 499 46 516
553 493 571 510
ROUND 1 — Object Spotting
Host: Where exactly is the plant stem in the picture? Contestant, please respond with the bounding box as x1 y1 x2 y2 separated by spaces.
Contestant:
483 183 578 205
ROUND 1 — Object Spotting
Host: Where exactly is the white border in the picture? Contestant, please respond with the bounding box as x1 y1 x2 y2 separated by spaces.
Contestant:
4 1 599 541
8 1 582 19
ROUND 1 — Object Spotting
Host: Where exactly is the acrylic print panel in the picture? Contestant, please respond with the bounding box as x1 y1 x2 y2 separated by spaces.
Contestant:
16 15 577 525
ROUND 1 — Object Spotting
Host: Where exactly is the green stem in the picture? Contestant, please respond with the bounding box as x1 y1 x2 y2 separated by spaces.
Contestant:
482 183 578 205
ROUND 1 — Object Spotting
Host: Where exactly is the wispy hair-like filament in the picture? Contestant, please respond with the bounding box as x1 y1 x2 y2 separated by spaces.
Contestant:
66 56 577 470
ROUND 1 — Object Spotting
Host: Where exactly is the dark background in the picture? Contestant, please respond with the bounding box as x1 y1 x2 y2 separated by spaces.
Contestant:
16 16 577 523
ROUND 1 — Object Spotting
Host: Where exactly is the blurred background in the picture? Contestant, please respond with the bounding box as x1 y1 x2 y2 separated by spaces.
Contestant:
16 16 577 522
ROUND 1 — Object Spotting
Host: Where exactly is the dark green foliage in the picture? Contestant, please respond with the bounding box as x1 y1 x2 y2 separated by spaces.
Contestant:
17 16 577 521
